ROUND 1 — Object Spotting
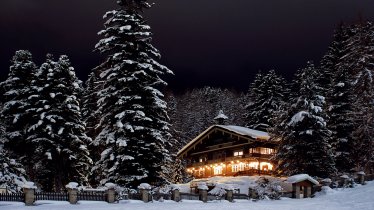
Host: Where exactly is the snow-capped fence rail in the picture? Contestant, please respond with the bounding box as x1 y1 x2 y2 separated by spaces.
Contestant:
35 192 68 201
0 192 24 202
77 191 106 202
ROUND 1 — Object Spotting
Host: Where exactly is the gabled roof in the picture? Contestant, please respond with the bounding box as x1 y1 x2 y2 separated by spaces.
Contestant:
286 174 319 185
177 125 270 158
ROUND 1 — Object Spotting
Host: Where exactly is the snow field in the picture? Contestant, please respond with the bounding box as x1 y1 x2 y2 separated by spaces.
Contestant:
1 181 373 210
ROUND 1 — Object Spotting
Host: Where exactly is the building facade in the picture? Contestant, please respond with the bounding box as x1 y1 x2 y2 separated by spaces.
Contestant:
177 125 278 178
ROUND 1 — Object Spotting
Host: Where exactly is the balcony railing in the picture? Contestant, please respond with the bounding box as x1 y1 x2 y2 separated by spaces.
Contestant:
187 153 275 168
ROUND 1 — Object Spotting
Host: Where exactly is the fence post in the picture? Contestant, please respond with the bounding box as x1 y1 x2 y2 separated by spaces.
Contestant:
226 189 233 202
105 183 116 203
138 183 151 203
23 182 37 206
339 175 349 187
66 182 79 204
171 185 181 202
357 172 366 185
248 187 257 199
197 183 208 203
199 189 207 203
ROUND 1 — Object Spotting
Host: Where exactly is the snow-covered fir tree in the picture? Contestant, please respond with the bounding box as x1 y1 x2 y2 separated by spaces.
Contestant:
82 72 102 140
326 21 374 172
347 22 374 171
0 104 27 193
321 25 356 173
245 70 288 131
0 50 37 160
90 0 173 187
327 67 355 173
82 71 104 176
274 62 336 177
26 55 91 191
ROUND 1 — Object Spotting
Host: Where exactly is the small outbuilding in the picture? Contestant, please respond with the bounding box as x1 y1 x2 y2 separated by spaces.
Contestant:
286 174 319 199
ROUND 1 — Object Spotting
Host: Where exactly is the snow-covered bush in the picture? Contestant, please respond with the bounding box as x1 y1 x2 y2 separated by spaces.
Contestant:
114 186 138 200
208 184 227 197
197 182 208 190
151 185 173 201
252 177 282 200
339 175 356 188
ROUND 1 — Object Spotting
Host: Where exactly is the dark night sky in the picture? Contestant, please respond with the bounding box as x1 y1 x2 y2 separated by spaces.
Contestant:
1 0 374 92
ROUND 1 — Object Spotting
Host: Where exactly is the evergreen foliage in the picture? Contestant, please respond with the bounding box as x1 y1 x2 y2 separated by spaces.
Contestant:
0 50 37 159
0 106 27 193
274 62 336 177
90 0 173 187
165 87 245 149
323 25 356 173
26 55 91 191
245 70 288 131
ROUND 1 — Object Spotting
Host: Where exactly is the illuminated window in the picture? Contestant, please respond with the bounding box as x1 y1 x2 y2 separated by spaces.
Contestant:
249 148 260 153
249 147 274 154
214 166 223 175
232 163 245 172
233 150 243 156
248 162 259 169
260 162 273 170
198 168 204 176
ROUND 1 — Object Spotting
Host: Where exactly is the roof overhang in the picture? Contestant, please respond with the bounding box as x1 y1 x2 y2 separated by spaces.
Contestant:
177 125 271 159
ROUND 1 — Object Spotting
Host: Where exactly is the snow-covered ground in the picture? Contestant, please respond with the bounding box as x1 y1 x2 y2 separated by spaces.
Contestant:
178 175 292 194
1 181 373 210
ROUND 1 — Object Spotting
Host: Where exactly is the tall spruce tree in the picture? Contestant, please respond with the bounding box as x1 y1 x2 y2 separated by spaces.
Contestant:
348 22 374 172
245 70 288 131
328 66 355 173
322 25 356 173
26 55 91 191
274 62 336 177
0 50 37 165
90 0 173 187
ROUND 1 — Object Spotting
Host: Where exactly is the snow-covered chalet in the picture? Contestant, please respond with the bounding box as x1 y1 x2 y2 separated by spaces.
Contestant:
177 124 279 178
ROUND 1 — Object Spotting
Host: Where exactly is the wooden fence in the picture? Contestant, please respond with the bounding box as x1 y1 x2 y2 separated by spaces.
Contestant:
35 192 68 201
151 193 171 201
180 192 199 200
0 192 24 202
125 192 141 200
233 193 249 200
77 191 106 202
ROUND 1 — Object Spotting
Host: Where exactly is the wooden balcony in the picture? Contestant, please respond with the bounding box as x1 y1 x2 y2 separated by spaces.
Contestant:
233 169 273 176
187 153 275 168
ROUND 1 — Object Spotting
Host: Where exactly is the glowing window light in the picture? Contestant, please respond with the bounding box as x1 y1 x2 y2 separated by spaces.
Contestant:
260 162 273 170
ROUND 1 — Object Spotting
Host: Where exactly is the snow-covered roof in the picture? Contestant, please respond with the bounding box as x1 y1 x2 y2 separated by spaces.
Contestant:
217 125 270 140
177 125 270 157
286 174 319 185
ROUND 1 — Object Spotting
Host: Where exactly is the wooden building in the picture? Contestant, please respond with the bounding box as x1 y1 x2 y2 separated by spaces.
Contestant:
177 125 279 178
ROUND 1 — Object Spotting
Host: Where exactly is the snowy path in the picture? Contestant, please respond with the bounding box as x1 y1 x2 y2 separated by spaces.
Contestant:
1 181 374 210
